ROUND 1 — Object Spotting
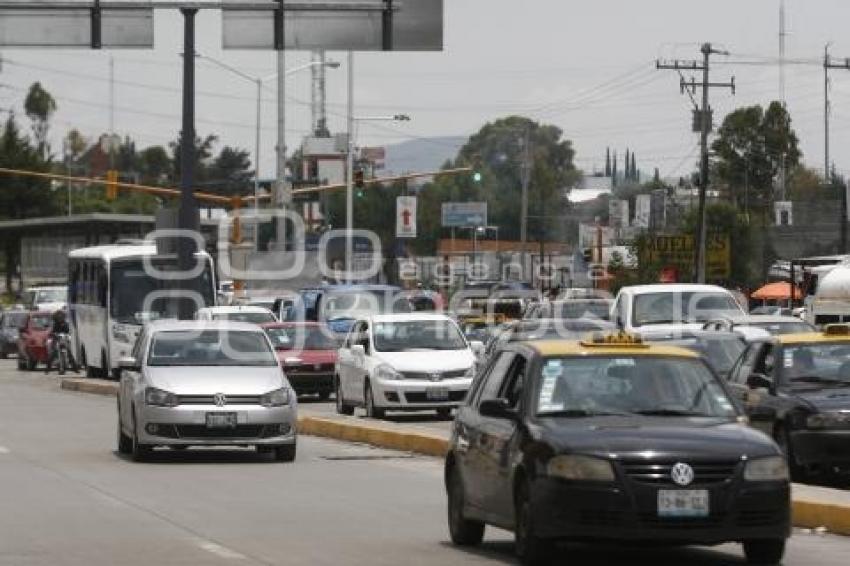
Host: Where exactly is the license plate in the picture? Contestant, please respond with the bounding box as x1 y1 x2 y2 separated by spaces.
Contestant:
205 412 237 428
426 388 450 401
657 489 710 518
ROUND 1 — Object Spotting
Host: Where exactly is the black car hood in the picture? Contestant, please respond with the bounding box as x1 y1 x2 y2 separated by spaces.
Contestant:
536 416 777 460
788 388 850 411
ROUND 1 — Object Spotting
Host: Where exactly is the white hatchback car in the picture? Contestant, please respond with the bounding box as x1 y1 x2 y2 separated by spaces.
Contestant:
196 305 278 325
117 320 297 462
335 314 482 419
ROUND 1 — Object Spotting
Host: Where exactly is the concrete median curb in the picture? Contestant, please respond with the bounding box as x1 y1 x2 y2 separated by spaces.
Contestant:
59 377 850 535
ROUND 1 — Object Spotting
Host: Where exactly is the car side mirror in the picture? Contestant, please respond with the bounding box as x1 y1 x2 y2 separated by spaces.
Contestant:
351 344 365 357
746 373 773 391
748 404 777 423
118 356 140 373
479 398 517 420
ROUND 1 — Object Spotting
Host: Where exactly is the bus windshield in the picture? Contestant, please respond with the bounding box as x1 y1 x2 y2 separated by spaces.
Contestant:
110 259 216 324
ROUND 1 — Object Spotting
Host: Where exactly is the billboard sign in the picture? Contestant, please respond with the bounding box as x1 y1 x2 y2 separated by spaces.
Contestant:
396 196 417 238
0 2 153 48
640 234 731 280
223 0 443 51
441 202 487 228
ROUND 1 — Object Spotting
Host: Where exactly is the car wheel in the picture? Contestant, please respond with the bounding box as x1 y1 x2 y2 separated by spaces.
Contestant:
26 353 36 371
17 353 25 370
365 381 385 419
514 481 553 566
0 351 6 359
317 391 331 402
437 407 453 419
274 443 296 462
447 466 485 546
82 349 96 378
743 539 786 565
117 403 132 455
131 410 152 462
335 377 354 416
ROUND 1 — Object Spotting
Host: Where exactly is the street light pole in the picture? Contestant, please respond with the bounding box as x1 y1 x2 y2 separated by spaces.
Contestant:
254 77 262 245
346 51 355 282
276 48 288 251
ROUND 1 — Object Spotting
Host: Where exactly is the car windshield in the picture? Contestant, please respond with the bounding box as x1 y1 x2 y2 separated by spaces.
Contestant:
31 315 52 330
322 290 411 321
747 321 813 335
213 312 277 324
666 337 746 376
554 301 611 320
633 292 741 326
265 326 336 350
373 320 467 352
148 330 278 367
35 289 66 303
780 342 850 387
535 355 737 418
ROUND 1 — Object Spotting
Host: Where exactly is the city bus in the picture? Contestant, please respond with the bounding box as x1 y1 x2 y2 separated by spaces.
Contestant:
68 243 217 379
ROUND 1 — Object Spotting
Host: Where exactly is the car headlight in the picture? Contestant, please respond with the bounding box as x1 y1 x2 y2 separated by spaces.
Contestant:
112 325 133 344
744 456 789 482
260 387 290 407
375 364 403 381
144 387 178 407
463 366 475 380
546 455 615 482
807 412 850 430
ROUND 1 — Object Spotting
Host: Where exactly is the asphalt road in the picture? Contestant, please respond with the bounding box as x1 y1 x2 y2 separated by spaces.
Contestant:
2 360 850 566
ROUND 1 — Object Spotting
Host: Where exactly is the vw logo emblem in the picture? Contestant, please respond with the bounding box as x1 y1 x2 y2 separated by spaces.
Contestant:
671 462 695 486
430 372 442 382
213 393 227 407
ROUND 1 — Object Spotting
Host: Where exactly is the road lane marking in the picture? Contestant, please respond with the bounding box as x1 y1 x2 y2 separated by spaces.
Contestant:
194 539 248 560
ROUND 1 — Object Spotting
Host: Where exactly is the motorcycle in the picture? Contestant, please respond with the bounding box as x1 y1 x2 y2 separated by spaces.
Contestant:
52 333 73 375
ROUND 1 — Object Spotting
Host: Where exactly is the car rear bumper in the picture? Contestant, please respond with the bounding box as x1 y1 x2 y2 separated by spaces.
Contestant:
792 430 850 469
286 372 335 395
530 478 790 543
137 404 297 445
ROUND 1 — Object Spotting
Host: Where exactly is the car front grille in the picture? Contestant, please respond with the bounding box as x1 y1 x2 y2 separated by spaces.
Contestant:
286 363 335 374
152 424 284 439
619 460 740 485
403 391 468 403
401 369 469 381
176 395 262 406
637 512 724 529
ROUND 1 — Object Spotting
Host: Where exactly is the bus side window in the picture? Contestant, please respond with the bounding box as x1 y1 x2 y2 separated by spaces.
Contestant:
96 263 107 308
68 261 79 304
84 262 93 305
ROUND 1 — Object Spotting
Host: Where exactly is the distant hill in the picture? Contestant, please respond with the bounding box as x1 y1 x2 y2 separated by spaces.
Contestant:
382 136 466 175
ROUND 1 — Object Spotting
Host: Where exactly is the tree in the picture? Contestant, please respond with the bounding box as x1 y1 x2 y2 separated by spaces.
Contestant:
64 129 87 160
170 133 218 186
138 146 172 185
712 101 801 214
681 202 757 287
207 146 253 197
24 82 57 157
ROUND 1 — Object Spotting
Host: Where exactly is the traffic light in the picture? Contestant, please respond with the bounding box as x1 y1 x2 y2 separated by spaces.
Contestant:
354 168 365 189
105 169 119 201
472 171 482 183
582 248 593 263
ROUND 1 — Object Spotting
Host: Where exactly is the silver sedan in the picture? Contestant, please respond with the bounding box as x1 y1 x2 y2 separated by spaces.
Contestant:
117 320 297 462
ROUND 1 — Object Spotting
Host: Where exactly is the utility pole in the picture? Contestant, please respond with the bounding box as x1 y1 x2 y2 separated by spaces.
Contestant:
274 0 289 251
109 55 115 170
824 46 850 181
519 127 531 276
657 43 735 283
178 7 199 320
346 51 355 282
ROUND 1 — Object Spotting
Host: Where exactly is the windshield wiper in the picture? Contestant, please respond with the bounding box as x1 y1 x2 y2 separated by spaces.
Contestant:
791 375 850 387
632 409 712 417
538 409 632 418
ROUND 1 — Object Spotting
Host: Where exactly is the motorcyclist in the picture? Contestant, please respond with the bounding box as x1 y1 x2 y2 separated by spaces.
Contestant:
45 309 77 374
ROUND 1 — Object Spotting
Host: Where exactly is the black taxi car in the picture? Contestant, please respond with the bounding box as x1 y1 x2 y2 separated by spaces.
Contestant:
445 335 790 565
726 324 850 479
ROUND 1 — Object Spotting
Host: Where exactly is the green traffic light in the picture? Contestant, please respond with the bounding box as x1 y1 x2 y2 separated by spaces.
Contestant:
473 172 482 183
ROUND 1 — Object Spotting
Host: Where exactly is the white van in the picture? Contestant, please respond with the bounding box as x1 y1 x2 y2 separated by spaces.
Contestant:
612 284 744 335
807 264 850 326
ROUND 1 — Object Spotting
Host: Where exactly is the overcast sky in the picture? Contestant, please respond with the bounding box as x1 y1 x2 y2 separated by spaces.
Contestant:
1 0 849 181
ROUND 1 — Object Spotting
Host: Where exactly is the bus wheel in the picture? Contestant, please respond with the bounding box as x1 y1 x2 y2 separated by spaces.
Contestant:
100 352 109 379
82 349 95 378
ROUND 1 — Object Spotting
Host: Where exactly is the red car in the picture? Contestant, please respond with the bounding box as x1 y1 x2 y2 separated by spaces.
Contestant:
261 322 338 400
16 311 53 370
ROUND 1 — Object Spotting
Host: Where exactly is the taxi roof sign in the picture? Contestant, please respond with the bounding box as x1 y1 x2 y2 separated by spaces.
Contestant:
823 324 850 337
580 332 649 348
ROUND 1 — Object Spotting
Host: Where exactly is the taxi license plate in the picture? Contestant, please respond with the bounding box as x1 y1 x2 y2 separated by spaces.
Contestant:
426 388 450 401
205 412 237 428
657 489 709 518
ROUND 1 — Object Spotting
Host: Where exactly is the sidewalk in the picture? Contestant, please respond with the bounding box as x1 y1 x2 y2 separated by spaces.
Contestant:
61 377 850 536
